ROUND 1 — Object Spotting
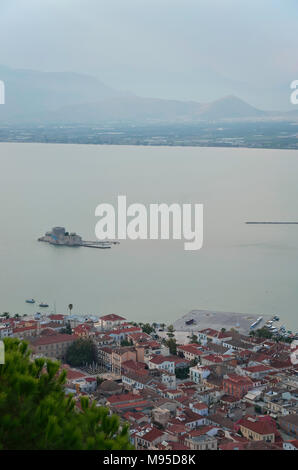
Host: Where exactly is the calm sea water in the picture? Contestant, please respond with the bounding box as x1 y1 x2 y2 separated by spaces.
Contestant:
0 143 297 330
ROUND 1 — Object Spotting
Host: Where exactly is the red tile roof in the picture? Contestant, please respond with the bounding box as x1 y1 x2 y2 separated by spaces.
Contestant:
177 344 203 355
123 411 146 421
31 333 78 346
49 314 65 321
199 328 219 337
107 393 142 404
149 355 175 365
110 326 141 335
225 374 253 385
167 442 189 450
142 427 164 443
13 325 37 333
112 400 150 410
100 314 126 321
192 401 208 409
64 368 87 380
239 417 276 435
202 354 224 363
74 323 92 333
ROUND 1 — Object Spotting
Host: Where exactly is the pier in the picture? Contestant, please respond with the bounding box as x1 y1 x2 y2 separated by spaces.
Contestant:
81 240 120 249
246 221 298 224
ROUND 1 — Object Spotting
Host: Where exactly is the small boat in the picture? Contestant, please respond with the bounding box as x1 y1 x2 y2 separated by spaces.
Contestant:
39 302 49 308
250 316 263 329
26 299 35 304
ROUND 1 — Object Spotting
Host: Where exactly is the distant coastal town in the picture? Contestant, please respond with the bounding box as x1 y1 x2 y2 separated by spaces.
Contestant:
1 307 297 451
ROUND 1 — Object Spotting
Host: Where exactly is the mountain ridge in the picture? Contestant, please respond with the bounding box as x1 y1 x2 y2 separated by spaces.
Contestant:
0 65 292 124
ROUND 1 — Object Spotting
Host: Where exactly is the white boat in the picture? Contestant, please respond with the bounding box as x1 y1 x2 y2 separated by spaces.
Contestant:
250 316 263 329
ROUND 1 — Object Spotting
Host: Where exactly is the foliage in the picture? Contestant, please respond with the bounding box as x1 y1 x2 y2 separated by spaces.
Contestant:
121 339 133 347
189 333 199 344
175 367 190 380
65 338 97 367
254 327 273 339
60 321 72 335
141 323 155 335
167 325 175 338
251 327 293 344
166 337 177 355
255 405 262 414
190 358 199 367
96 376 104 387
0 338 133 450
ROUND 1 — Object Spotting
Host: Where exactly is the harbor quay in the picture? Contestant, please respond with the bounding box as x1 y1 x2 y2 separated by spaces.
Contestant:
173 310 274 336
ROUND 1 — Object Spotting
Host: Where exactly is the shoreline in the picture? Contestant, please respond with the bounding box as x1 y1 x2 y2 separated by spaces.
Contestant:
0 139 298 151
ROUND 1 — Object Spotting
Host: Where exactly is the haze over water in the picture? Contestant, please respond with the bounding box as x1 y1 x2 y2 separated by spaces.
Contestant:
0 143 297 330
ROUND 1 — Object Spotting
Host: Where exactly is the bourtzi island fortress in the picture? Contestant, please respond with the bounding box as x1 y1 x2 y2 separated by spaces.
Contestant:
38 226 119 249
39 226 82 246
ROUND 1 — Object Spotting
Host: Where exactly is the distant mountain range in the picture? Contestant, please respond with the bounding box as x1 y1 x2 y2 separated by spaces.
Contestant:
0 65 296 125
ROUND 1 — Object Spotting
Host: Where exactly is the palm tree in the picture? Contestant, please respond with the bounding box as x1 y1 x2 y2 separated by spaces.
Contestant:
68 304 73 315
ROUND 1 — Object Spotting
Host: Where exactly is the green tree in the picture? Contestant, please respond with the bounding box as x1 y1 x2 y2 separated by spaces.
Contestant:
0 338 133 450
166 337 177 355
255 405 262 414
96 376 104 387
190 358 199 367
255 327 273 339
141 323 155 335
167 325 175 339
175 366 190 380
61 321 72 335
189 333 199 344
68 303 73 315
121 339 133 347
66 338 97 367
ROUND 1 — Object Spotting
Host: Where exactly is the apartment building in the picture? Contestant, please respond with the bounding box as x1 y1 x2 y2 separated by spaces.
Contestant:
30 333 78 359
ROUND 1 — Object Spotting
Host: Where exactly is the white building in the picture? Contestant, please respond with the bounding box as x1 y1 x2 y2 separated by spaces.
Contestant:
97 314 126 331
148 355 175 374
0 325 13 338
190 365 211 384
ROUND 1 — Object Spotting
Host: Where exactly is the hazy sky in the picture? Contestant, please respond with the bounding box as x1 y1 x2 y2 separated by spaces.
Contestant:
0 0 297 108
